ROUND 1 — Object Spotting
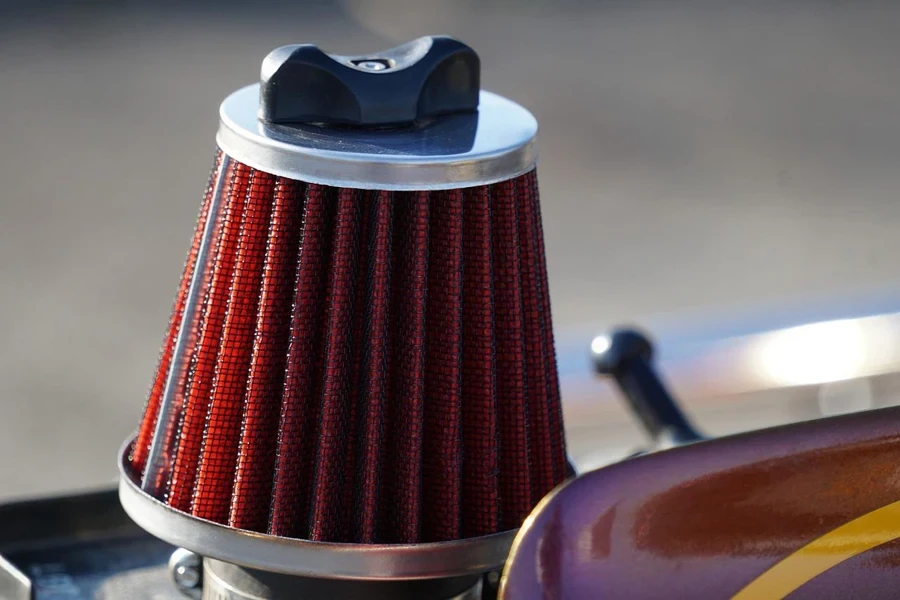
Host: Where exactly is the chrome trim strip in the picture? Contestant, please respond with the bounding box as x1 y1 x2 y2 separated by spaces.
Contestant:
143 156 231 492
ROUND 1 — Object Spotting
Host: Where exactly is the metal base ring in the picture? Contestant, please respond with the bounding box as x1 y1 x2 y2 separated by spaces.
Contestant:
118 439 516 581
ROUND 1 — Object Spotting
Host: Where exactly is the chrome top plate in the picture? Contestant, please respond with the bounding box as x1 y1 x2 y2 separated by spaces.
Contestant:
216 85 537 191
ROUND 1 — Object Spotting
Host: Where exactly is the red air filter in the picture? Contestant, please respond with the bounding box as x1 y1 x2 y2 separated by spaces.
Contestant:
118 36 567 598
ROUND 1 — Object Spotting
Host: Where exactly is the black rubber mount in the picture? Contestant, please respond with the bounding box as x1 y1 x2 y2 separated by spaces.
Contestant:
259 36 480 126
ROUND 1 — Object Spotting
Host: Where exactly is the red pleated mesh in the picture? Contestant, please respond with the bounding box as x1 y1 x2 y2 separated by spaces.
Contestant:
268 184 334 539
129 155 567 543
230 179 305 532
352 190 393 543
422 189 464 541
167 161 252 509
192 170 276 522
308 187 365 541
460 185 501 537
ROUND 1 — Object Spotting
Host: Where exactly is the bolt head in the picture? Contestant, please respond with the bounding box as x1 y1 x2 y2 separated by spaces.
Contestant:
591 328 654 374
168 548 202 597
174 564 201 588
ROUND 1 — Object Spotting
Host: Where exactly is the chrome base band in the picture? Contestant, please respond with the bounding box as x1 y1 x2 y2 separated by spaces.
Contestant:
217 85 538 191
202 558 482 600
118 440 516 580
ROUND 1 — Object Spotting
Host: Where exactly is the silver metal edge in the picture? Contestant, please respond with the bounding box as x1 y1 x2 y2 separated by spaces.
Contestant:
0 554 31 600
143 155 231 492
118 440 516 581
216 86 538 191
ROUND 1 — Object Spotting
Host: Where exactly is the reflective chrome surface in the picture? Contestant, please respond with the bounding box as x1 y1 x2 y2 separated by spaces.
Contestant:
202 558 482 600
217 85 538 190
170 548 203 599
119 441 516 581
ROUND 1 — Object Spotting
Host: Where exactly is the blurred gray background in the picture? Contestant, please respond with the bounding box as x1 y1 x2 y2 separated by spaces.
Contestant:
2 0 900 500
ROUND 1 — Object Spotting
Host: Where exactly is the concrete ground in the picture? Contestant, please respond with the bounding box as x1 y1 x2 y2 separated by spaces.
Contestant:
2 0 900 500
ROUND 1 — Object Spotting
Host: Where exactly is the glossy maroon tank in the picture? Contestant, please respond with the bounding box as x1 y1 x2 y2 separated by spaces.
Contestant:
502 406 900 599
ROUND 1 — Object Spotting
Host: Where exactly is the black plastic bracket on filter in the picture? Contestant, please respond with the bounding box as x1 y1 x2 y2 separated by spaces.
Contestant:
259 36 480 126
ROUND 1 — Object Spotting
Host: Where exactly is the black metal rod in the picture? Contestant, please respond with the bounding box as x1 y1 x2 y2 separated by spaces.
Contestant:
592 329 703 445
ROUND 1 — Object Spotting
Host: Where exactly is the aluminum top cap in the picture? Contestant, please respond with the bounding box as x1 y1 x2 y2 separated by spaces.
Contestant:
216 36 538 191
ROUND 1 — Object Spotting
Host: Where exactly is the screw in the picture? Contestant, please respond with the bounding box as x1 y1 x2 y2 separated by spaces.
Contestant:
169 548 202 598
355 59 390 71
487 571 501 587
175 564 200 588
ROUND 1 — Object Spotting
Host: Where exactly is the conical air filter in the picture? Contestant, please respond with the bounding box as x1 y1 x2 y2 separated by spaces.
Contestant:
118 35 568 598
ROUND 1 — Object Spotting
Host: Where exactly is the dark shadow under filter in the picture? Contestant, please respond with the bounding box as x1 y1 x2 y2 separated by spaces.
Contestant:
129 151 567 544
